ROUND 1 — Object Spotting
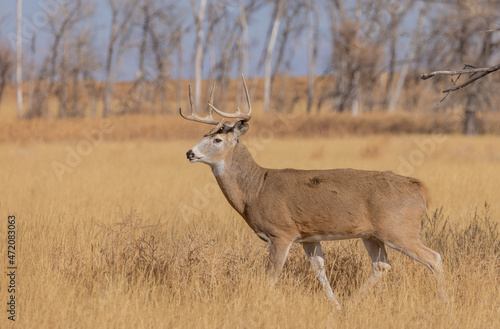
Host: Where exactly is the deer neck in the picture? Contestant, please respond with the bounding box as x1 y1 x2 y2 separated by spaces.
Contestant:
213 142 266 216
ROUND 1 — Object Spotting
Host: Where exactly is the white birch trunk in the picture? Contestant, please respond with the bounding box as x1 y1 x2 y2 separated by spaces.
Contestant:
263 0 284 114
387 3 426 112
177 33 183 111
305 0 318 114
239 0 249 78
193 0 207 113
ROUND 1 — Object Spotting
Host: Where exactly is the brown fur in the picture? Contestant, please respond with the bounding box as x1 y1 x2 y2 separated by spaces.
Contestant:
216 143 429 242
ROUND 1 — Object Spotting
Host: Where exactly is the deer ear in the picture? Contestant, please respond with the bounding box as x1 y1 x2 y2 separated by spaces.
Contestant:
232 120 249 138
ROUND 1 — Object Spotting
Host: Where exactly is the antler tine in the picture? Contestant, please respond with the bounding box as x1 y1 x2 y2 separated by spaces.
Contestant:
207 81 216 115
208 74 252 122
241 73 252 119
179 85 222 126
206 81 225 132
189 84 196 115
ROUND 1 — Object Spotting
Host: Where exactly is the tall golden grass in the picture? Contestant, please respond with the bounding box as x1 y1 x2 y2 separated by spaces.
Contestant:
1 131 499 328
1 111 500 143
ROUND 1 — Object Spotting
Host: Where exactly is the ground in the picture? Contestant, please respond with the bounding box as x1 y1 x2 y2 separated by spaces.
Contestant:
0 133 498 328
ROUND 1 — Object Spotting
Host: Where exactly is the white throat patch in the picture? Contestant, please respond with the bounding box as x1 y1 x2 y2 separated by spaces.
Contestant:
212 161 226 176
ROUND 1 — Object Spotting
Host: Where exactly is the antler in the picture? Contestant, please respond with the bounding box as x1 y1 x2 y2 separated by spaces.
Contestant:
179 82 224 129
180 74 252 134
208 74 252 122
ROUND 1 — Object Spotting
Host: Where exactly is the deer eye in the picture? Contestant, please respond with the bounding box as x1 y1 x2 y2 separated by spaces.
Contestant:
213 138 223 144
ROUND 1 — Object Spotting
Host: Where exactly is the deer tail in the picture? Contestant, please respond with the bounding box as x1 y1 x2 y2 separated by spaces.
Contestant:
410 178 431 214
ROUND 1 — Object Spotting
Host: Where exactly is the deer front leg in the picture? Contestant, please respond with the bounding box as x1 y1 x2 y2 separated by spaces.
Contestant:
268 238 293 285
302 242 341 310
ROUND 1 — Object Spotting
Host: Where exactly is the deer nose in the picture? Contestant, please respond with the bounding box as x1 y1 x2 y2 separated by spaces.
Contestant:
186 149 195 160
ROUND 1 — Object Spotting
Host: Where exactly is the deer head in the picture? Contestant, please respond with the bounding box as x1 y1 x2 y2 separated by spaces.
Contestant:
180 74 252 175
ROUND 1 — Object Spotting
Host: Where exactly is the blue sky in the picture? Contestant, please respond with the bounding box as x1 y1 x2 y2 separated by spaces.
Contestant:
0 1 417 80
0 0 334 80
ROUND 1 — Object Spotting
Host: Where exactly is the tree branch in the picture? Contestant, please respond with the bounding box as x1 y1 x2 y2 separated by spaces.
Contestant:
420 63 500 80
442 70 492 93
421 63 500 98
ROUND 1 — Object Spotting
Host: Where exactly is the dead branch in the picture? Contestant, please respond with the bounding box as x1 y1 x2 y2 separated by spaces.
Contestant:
421 63 500 94
421 64 500 80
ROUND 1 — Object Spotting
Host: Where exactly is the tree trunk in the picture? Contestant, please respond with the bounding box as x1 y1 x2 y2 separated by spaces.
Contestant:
176 32 183 111
387 2 425 112
58 7 69 118
237 0 249 106
103 7 117 118
239 0 249 78
464 109 478 135
206 16 216 91
305 0 318 114
16 0 23 119
132 2 149 114
263 0 284 114
0 52 10 106
464 95 478 135
27 35 35 115
384 18 398 110
193 0 207 113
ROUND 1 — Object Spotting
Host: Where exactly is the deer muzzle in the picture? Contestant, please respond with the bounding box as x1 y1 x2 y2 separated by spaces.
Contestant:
186 149 195 161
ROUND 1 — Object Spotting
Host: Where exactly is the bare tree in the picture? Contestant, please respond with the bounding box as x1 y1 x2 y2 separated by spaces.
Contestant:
103 0 138 117
382 0 416 111
26 34 36 116
57 2 70 117
386 0 423 112
238 0 249 79
175 28 185 112
129 0 183 114
237 1 268 102
210 0 264 109
263 0 284 113
320 0 367 114
27 0 84 118
68 13 99 117
207 2 241 109
0 2 12 107
0 46 13 107
131 1 153 114
305 0 319 114
54 1 97 118
16 0 23 118
11 0 498 124
55 1 98 118
318 0 424 114
422 0 500 135
271 1 304 80
187 0 263 112
192 0 207 113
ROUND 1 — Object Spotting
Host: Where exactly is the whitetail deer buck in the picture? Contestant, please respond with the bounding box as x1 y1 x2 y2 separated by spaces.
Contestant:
180 75 445 308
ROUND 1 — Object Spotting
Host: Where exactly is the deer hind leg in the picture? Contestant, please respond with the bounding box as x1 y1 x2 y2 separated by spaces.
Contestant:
382 237 446 299
302 242 341 309
360 237 392 296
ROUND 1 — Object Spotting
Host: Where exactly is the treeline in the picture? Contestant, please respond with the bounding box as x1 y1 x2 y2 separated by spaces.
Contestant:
0 0 499 133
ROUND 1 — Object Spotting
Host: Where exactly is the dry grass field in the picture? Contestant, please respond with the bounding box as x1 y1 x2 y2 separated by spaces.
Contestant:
0 116 499 328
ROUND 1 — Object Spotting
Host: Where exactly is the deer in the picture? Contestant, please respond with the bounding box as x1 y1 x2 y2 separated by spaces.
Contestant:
180 75 445 309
